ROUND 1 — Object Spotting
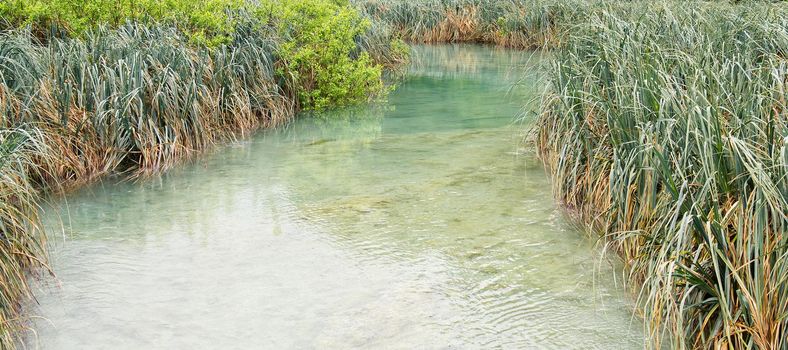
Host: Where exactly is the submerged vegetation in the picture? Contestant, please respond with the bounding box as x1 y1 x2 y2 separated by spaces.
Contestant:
0 0 786 348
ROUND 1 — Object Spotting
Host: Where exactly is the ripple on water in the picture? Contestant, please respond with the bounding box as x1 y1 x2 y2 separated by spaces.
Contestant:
26 44 643 349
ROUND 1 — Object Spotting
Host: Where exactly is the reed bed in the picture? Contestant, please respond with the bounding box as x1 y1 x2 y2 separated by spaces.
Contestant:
354 0 591 49
17 24 293 179
537 2 788 348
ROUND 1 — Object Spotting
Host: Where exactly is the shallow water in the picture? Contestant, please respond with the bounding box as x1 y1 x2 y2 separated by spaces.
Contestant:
26 44 643 349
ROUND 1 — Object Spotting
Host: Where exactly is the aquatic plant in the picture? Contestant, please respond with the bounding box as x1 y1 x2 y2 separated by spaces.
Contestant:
537 2 788 348
0 24 291 180
0 127 51 346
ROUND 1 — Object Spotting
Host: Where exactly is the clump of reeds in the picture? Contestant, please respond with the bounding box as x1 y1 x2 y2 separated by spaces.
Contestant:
536 2 788 348
0 127 51 346
0 24 291 181
354 0 590 49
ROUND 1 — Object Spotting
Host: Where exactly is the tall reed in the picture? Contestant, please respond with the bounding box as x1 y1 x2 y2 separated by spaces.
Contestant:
354 0 590 49
537 2 788 348
0 127 51 346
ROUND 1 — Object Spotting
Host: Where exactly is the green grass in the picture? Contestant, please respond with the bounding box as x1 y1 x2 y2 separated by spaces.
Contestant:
0 23 292 180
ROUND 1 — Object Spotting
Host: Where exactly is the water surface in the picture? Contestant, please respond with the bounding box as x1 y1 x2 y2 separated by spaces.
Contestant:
27 45 643 349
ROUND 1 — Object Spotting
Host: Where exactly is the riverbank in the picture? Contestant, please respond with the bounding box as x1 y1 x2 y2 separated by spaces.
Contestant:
539 4 788 348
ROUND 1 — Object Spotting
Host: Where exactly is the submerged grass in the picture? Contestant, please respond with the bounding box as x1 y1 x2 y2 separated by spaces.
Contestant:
537 2 788 348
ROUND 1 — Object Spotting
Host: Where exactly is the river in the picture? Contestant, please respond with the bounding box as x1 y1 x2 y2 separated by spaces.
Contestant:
26 44 643 349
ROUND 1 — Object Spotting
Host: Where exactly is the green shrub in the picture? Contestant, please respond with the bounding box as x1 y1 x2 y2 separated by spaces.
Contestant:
0 0 247 45
264 0 386 110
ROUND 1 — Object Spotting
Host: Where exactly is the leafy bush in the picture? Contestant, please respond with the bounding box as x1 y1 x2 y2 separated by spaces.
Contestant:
0 0 247 46
264 0 386 110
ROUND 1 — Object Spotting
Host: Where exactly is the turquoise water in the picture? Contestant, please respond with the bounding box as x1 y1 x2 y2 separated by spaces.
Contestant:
26 44 643 349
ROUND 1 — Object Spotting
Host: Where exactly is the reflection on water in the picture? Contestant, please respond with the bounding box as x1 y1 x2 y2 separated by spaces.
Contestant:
26 45 643 349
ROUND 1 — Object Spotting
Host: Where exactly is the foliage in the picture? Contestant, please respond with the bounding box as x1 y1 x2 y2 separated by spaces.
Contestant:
263 0 385 110
0 0 250 46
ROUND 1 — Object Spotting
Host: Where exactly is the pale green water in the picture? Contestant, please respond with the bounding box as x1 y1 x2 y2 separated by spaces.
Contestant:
26 45 643 349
